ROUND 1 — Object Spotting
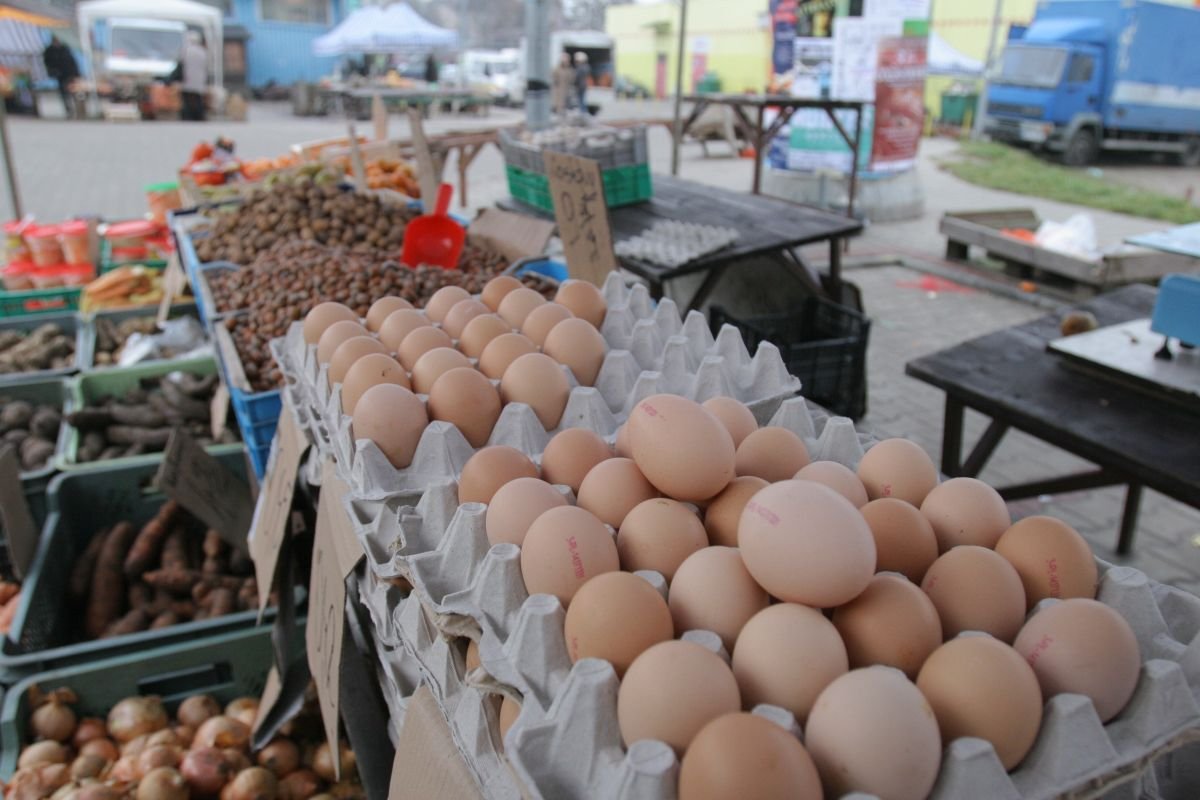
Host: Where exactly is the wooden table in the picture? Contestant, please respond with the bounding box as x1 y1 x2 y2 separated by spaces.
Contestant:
906 285 1200 554
321 85 492 119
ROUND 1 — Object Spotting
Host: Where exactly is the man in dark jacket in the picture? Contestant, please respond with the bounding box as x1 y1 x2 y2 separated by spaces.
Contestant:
43 36 79 117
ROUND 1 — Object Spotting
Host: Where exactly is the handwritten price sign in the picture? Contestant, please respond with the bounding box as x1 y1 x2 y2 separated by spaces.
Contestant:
543 150 618 287
157 429 253 551
248 409 308 609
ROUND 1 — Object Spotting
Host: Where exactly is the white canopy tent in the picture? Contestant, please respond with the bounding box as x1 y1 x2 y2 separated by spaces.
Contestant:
312 2 457 57
76 0 222 89
927 30 984 77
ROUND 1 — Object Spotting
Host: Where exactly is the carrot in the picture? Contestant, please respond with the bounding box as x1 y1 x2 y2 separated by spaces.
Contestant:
102 608 148 638
123 500 180 577
149 610 179 630
143 569 241 595
160 527 189 572
69 528 109 602
85 521 136 639
207 588 237 619
0 591 21 634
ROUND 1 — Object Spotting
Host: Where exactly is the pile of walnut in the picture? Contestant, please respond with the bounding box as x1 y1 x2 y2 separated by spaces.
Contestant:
0 324 75 374
0 397 61 471
93 317 195 367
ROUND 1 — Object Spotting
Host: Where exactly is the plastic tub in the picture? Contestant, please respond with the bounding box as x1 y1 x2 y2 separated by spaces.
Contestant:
146 181 182 225
58 220 90 265
24 225 62 267
104 219 158 262
59 263 94 287
3 221 30 264
1 260 36 290
29 266 64 289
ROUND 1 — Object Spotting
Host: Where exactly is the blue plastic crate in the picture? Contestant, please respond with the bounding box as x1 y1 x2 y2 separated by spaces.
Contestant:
515 258 568 283
239 407 279 452
229 381 282 426
246 438 270 480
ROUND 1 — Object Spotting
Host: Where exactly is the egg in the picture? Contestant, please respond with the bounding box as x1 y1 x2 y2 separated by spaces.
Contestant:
543 318 608 386
520 505 619 607
378 308 432 352
458 314 512 359
1013 598 1140 722
614 422 631 457
738 480 876 608
857 438 939 506
458 445 539 505
498 286 547 328
794 460 869 507
627 395 736 503
423 285 471 323
703 476 768 547
554 279 607 327
365 296 413 332
995 515 1098 608
410 347 472 394
350 384 427 469
540 428 611 493
498 696 520 743
563 572 673 675
577 457 660 528
617 640 741 754
303 302 357 344
669 547 769 650
484 477 568 546
465 639 481 672
478 332 538 379
920 477 1011 551
328 336 388 386
427 367 501 447
617 498 708 581
397 326 454 371
921 546 1026 642
860 498 939 584
805 667 942 800
316 319 369 364
701 397 758 448
520 302 573 347
500 353 570 429
917 636 1043 770
481 274 523 311
679 713 823 800
831 574 942 679
442 298 491 340
731 603 847 721
340 353 410 415
732 427 810 483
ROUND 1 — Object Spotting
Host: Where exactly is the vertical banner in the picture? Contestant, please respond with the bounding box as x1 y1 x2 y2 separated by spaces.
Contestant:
770 0 799 83
870 36 928 172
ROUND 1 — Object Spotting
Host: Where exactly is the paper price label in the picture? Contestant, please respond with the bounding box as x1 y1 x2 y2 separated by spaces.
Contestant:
543 150 618 287
407 108 440 209
0 445 37 580
249 410 307 608
156 429 253 551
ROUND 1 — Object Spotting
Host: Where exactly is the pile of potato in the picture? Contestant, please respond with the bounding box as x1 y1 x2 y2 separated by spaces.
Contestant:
0 325 74 375
1 397 61 471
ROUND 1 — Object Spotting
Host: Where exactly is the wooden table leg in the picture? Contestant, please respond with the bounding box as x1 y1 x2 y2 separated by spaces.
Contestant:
828 238 842 292
941 396 965 476
683 264 731 312
1117 482 1143 555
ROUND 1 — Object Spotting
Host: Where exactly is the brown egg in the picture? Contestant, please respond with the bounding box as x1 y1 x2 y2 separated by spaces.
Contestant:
303 302 357 344
316 320 369 364
669 547 769 649
738 480 876 608
577 457 660 528
701 397 758 448
398 326 454 371
366 297 413 332
732 603 847 722
832 574 942 679
617 498 708 581
520 506 619 607
520 302 573 347
614 422 632 457
341 353 410 415
794 460 868 507
410 347 472 394
540 428 611 493
484 477 568 546
379 308 432 352
857 438 939 506
734 427 810 483
679 713 823 800
920 477 1011 551
543 318 608 386
501 353 570 430
478 333 538 380
458 314 512 359
554 280 607 327
428 367 501 448
350 384 427 469
328 336 388 386
498 696 520 743
617 640 741 754
497 287 547 328
458 445 540 505
860 498 939 584
703 476 768 547
423 285 471 323
442 299 490 340
917 636 1043 770
563 572 673 676
627 395 736 503
921 546 1026 642
481 274 523 311
995 516 1098 609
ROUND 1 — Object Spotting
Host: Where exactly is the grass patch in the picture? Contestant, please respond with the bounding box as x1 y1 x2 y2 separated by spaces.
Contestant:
941 140 1200 224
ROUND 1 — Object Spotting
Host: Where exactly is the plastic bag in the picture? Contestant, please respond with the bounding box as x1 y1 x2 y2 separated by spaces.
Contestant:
1035 213 1099 262
117 316 212 367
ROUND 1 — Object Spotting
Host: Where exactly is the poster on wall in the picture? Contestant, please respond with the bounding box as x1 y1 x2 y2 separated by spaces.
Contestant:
778 106 875 174
792 37 834 98
769 0 799 82
870 36 928 172
864 0 931 21
830 15 903 102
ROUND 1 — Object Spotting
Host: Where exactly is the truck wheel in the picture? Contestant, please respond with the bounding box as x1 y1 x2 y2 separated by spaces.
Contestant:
1063 129 1098 167
1179 137 1200 167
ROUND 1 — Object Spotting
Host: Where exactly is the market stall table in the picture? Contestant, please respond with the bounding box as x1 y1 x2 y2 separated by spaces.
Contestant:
321 85 492 120
905 284 1200 555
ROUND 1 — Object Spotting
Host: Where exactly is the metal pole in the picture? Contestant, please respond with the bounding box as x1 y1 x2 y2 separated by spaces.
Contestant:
972 0 1003 140
670 0 689 176
523 0 551 129
0 101 22 219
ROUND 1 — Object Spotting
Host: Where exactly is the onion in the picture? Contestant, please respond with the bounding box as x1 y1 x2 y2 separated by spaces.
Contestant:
107 697 168 744
308 795 334 800
220 767 278 800
146 730 182 748
194 716 251 751
177 695 222 729
136 745 182 779
79 739 119 761
326 783 363 800
50 780 79 800
223 749 252 772
7 764 71 800
71 719 108 750
109 756 138 783
122 734 150 758
180 747 238 797
172 724 196 748
224 698 259 729
18 740 69 769
136 767 188 800
69 754 109 781
310 744 355 784
256 739 300 778
72 785 122 800
276 769 322 800
32 701 78 743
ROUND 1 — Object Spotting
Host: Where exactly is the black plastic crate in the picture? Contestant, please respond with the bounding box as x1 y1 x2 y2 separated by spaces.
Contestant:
710 295 870 419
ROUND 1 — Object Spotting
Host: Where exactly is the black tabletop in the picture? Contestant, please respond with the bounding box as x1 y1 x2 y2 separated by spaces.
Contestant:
681 93 867 111
906 285 1200 505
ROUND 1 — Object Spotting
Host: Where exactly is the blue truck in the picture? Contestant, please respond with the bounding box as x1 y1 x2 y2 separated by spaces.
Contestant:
984 0 1200 166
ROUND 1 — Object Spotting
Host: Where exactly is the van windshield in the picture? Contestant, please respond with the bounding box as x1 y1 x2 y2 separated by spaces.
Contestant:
110 26 183 62
995 45 1067 89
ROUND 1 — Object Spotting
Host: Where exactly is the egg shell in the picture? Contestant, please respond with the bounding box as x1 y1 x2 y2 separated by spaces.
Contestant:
627 394 736 503
442 298 491 340
857 438 940 506
617 640 741 754
670 547 769 650
484 477 568 546
458 445 539 505
520 302 573 347
921 545 1026 642
481 274 524 311
617 498 708 581
995 515 1098 609
794 460 869 507
350 384 427 469
614 423 632 458
340 353 410 415
410 347 472 395
458 314 512 359
679 713 823 800
831 574 942 679
554 279 607 327
427 367 501 448
540 428 611 494
1013 598 1140 722
397 326 454 371
478 333 537 380
500 352 570 430
498 286 547 328
732 603 848 722
424 285 472 323
738 480 876 608
520 505 619 607
920 477 1011 552
498 696 520 744
859 498 939 584
804 667 942 800
303 302 357 344
378 308 432 352
316 320 369 364
703 476 768 548
328 336 388 386
366 297 413 332
701 397 758 448
563 571 673 676
543 318 608 387
917 636 1043 770
734 427 810 483
576 457 660 528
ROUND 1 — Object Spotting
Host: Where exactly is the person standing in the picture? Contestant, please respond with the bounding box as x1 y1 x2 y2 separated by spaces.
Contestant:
424 53 439 84
552 53 574 116
179 30 208 121
42 35 79 118
573 52 590 114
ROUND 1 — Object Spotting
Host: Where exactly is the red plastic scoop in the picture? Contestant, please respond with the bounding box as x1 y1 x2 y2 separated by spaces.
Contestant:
401 183 465 270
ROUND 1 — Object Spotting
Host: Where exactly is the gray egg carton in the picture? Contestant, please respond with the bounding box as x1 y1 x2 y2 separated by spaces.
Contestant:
614 220 740 269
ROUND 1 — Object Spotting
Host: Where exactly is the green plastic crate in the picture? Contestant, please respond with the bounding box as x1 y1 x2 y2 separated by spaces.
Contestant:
505 161 652 214
0 377 69 482
0 286 83 319
83 302 203 370
0 311 90 384
99 239 169 274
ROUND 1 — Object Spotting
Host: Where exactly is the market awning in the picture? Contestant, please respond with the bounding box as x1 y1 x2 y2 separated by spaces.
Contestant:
0 1 68 28
312 2 457 57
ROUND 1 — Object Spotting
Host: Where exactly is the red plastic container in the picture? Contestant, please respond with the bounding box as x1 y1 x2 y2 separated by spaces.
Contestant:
25 225 63 267
400 183 465 270
59 220 90 265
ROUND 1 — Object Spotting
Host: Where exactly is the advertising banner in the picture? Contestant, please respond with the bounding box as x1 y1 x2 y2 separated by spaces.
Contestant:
870 35 928 171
